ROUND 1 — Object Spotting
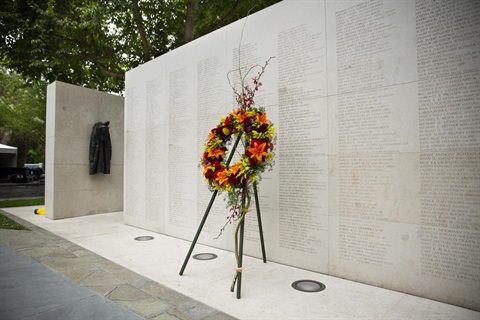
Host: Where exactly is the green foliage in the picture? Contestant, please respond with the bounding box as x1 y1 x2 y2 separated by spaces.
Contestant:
0 213 28 230
0 68 46 165
0 209 33 230
0 0 281 163
1 0 126 92
193 0 282 36
1 0 282 93
0 198 44 208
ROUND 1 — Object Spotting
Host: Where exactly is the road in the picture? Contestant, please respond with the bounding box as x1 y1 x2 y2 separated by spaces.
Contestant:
0 183 45 199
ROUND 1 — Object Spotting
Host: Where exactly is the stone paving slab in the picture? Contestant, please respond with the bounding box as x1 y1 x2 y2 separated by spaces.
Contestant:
0 210 237 320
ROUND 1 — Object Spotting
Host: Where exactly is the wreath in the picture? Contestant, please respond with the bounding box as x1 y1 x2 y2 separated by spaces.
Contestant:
201 106 275 208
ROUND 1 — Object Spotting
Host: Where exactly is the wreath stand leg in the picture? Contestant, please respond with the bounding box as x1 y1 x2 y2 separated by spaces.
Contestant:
179 134 241 276
179 189 218 276
253 182 267 263
231 182 267 299
179 184 267 277
236 211 245 299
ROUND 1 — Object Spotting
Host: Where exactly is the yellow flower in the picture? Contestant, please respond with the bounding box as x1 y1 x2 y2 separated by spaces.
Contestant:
267 126 275 136
237 158 251 179
252 130 266 139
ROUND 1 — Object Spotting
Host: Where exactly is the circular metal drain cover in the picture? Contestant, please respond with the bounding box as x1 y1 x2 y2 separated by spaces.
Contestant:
134 236 154 241
192 253 218 260
292 280 326 293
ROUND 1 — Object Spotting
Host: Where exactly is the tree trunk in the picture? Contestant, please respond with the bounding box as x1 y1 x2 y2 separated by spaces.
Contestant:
185 0 198 43
131 0 151 61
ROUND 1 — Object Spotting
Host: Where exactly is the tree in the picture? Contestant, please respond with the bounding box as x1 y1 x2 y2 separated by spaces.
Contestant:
1 0 282 93
0 67 46 166
0 0 281 166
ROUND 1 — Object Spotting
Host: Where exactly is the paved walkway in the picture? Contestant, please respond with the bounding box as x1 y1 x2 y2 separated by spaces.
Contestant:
0 210 236 320
2 207 479 320
0 243 142 320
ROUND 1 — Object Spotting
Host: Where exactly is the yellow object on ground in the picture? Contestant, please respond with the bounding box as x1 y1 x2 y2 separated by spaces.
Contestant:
34 208 45 215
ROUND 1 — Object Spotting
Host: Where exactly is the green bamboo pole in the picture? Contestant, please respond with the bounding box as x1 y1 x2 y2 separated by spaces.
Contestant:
235 189 247 299
179 190 218 276
230 185 248 296
179 133 243 276
253 182 267 263
236 217 245 299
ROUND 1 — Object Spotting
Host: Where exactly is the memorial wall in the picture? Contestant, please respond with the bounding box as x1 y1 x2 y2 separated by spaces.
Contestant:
124 0 480 310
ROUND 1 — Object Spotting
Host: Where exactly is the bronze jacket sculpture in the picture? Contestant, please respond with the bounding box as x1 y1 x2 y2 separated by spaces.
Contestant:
89 121 112 175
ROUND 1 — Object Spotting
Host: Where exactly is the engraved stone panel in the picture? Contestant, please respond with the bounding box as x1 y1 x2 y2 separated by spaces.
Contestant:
327 0 479 310
194 35 232 248
327 0 418 95
166 63 198 235
124 60 167 232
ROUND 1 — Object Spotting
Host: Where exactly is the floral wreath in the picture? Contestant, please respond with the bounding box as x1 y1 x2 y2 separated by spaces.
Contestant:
201 58 276 214
202 107 275 195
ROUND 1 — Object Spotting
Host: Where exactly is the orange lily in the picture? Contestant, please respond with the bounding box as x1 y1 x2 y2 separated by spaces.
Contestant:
229 163 241 176
208 148 225 159
248 141 268 162
257 113 269 126
214 169 229 186
203 165 211 175
207 131 216 141
237 111 249 123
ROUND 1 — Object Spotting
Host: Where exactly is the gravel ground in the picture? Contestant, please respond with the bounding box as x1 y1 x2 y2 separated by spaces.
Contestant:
0 183 45 199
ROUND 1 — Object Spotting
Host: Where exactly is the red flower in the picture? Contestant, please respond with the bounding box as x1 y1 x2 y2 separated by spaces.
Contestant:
215 127 224 136
250 139 263 147
227 175 237 185
204 169 214 179
259 124 269 132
